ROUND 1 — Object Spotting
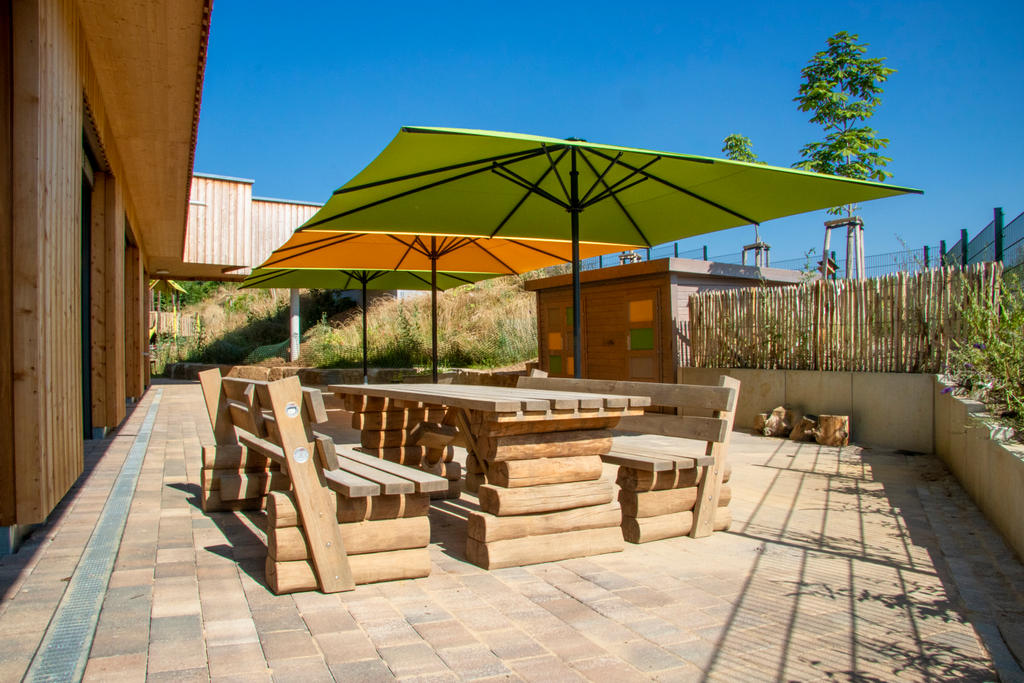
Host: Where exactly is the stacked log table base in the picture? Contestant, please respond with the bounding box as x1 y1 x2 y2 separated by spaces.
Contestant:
265 490 432 593
344 395 461 499
200 444 289 512
466 423 624 569
616 463 733 544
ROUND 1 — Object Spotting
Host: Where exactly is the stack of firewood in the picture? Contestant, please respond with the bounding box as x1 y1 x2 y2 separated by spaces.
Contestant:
345 395 462 499
465 427 624 569
200 444 288 512
264 488 432 592
754 407 850 446
616 465 733 543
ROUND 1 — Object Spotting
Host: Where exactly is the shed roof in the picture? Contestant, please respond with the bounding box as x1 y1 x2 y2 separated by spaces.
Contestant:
523 257 807 291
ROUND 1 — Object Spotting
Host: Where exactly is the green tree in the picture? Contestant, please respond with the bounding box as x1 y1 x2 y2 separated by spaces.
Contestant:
722 134 759 163
793 31 895 186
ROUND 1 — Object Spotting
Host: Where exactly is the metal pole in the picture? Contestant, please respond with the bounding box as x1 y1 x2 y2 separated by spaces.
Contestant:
674 242 678 257
289 288 300 362
361 279 368 384
994 207 1004 262
570 147 582 378
703 245 708 261
923 245 930 270
431 238 439 383
960 229 969 268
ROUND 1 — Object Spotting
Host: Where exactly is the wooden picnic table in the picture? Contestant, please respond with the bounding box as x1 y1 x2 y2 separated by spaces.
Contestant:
330 383 652 569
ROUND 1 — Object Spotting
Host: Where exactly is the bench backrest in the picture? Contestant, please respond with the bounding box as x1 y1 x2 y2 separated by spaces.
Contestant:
198 369 355 592
515 375 739 444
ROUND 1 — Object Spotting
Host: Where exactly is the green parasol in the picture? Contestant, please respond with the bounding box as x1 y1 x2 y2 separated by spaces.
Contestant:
296 126 922 377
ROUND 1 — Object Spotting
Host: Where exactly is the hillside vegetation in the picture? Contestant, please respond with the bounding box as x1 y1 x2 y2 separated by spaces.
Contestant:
153 276 538 374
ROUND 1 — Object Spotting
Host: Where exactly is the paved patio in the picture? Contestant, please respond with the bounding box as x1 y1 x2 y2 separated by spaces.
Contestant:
2 379 1022 681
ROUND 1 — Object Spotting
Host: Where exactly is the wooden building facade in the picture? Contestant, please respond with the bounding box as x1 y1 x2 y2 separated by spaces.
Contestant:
1 0 211 536
185 173 322 278
525 258 805 383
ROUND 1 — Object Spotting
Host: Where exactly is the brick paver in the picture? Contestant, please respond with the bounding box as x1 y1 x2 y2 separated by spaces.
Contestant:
1 379 1020 681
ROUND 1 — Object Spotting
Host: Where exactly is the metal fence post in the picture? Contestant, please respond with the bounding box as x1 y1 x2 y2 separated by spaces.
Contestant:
994 207 1004 262
923 245 930 269
703 245 708 261
674 242 679 257
960 229 969 267
940 240 946 263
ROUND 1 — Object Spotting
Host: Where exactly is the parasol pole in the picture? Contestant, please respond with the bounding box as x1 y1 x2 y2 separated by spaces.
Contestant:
569 146 582 378
362 276 369 384
431 237 439 383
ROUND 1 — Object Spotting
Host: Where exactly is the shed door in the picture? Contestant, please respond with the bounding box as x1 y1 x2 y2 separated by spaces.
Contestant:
584 287 661 381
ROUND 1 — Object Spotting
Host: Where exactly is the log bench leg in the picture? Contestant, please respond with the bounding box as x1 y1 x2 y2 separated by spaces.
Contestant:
615 465 733 544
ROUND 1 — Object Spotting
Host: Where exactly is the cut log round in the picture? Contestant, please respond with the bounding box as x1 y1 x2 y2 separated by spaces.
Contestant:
789 415 817 442
465 526 624 570
812 415 850 446
351 408 446 431
616 463 733 492
268 516 430 561
266 547 430 593
478 479 613 516
478 430 613 462
488 455 604 488
620 507 732 544
762 406 793 437
467 503 621 543
619 485 732 518
357 446 429 465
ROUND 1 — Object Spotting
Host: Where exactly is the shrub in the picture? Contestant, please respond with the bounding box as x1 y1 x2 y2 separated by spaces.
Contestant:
946 274 1024 433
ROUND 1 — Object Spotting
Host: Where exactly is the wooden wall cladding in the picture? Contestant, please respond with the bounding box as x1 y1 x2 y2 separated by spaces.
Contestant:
250 198 320 268
1 0 15 526
9 0 85 524
184 175 253 266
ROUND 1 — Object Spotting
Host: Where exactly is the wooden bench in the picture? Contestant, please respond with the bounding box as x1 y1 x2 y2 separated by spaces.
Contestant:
198 369 447 594
516 375 739 544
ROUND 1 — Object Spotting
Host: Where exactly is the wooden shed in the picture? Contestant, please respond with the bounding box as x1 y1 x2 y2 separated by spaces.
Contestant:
525 257 805 382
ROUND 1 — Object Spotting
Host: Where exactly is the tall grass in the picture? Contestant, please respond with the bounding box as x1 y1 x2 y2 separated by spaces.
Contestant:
304 276 537 370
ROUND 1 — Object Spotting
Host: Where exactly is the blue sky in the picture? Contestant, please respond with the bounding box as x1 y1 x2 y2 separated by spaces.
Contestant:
194 0 1024 263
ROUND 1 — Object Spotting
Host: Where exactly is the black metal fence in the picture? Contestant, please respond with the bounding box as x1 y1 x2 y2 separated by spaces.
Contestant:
575 206 1022 279
941 208 1024 277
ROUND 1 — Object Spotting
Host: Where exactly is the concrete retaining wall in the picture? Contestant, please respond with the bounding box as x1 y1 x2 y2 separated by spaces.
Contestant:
933 376 1024 560
681 367 1023 560
678 367 935 453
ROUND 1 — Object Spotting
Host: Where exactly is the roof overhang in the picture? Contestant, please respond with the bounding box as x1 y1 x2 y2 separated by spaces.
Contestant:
78 0 212 277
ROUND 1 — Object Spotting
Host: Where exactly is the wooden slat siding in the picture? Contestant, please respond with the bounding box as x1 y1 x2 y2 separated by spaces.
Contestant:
0 0 14 526
10 0 85 524
88 173 108 428
104 176 125 423
250 198 320 268
687 263 1002 373
184 174 253 266
124 242 144 399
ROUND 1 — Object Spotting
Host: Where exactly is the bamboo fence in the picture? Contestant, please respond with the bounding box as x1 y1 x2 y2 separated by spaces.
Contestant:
687 263 1002 372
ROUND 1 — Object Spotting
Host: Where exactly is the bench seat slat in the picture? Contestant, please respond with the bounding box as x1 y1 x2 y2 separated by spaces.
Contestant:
332 443 449 494
323 469 381 498
334 459 417 495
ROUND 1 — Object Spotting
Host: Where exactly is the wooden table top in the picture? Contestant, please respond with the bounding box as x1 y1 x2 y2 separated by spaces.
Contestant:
329 383 651 420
